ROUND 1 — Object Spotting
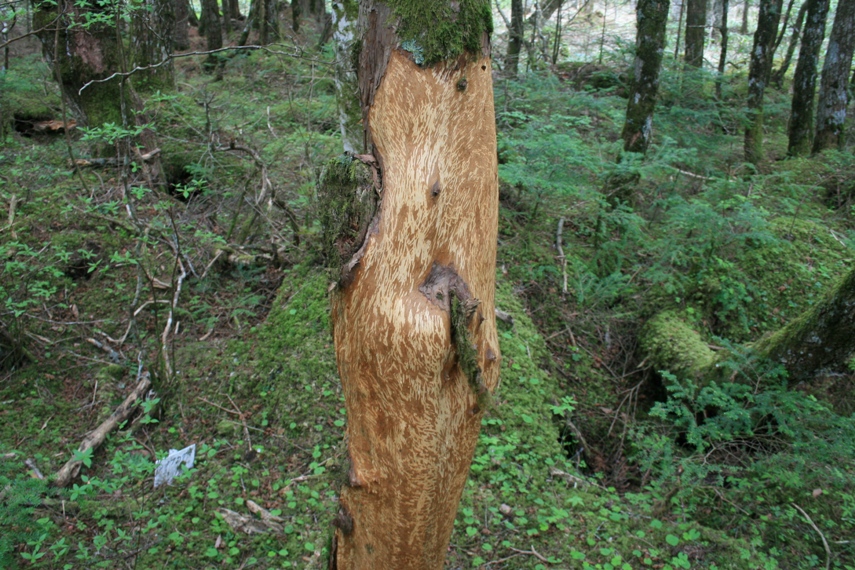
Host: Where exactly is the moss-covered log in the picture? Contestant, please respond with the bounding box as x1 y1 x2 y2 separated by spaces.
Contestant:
639 311 717 381
786 0 830 156
643 267 855 385
744 0 784 165
754 266 855 383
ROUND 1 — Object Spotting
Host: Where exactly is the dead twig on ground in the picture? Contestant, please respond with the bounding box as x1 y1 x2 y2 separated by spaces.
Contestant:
54 367 152 487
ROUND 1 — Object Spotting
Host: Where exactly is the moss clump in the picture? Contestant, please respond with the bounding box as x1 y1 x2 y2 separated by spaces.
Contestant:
317 155 378 281
387 0 493 66
640 311 716 380
450 291 490 409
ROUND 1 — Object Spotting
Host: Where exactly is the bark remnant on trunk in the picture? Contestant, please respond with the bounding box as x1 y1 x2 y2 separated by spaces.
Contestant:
786 0 830 156
621 0 671 155
325 3 499 566
812 0 855 153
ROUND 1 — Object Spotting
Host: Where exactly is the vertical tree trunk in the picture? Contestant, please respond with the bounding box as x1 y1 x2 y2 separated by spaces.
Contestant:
132 0 175 90
34 0 128 128
507 0 524 77
741 0 751 33
291 0 301 31
331 1 361 152
173 0 191 50
622 0 671 155
812 0 855 153
787 0 830 156
744 0 784 164
674 0 686 58
773 0 797 53
770 0 807 85
323 1 499 568
201 0 223 74
684 0 707 66
716 0 729 98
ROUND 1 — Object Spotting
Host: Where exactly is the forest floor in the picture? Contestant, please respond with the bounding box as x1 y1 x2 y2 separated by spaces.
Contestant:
2 17 855 570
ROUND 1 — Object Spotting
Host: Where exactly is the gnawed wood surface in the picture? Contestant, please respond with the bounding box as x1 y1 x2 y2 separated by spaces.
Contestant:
330 49 500 569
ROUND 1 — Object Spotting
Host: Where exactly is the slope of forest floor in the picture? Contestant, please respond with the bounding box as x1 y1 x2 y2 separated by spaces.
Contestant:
2 29 855 570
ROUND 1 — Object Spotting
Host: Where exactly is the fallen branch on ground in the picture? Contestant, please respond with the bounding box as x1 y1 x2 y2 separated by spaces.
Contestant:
53 369 152 487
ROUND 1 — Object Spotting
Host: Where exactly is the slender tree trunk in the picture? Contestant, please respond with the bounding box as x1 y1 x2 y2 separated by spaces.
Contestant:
771 0 807 85
684 0 707 66
507 0 524 77
787 0 830 156
674 0 686 58
744 0 784 164
773 0 797 53
552 0 564 65
622 0 671 155
716 0 729 99
291 0 301 31
201 0 223 75
173 0 191 50
323 1 499 567
331 1 361 153
812 0 855 153
741 0 750 33
132 0 175 90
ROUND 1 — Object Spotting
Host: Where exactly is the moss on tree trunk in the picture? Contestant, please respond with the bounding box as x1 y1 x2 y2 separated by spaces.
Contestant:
786 0 830 156
744 0 783 165
812 0 855 153
324 1 499 568
642 266 855 386
621 0 670 155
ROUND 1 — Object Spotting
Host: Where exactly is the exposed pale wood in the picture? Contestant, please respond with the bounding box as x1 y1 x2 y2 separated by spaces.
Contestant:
331 50 500 568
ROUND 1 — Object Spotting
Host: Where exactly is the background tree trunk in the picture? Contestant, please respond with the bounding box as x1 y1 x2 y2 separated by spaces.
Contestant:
330 1 361 153
621 0 671 155
201 0 223 75
770 0 807 86
684 0 707 66
34 0 128 128
744 0 784 164
173 0 191 50
787 0 830 155
812 0 855 153
131 0 175 90
324 1 499 567
715 0 729 98
507 0 524 77
741 0 750 33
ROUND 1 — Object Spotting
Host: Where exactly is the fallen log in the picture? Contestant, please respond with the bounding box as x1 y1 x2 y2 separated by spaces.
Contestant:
53 370 152 487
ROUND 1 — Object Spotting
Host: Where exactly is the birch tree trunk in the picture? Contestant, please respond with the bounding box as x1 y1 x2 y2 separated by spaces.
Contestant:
621 0 671 155
744 0 784 164
812 0 855 153
786 0 830 156
321 2 499 568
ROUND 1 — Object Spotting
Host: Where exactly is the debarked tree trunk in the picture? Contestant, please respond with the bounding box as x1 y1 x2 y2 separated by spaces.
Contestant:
320 2 499 568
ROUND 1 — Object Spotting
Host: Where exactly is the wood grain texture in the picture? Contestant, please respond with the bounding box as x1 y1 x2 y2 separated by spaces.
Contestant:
331 49 500 569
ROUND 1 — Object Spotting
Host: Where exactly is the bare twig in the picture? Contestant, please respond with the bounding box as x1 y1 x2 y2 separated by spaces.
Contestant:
25 458 44 480
791 503 832 570
509 546 552 564
556 217 568 294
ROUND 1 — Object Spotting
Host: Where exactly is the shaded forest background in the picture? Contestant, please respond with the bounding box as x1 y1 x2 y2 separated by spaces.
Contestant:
1 0 855 568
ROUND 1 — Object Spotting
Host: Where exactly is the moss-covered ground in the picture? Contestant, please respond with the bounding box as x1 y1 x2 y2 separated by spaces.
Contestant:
1 10 855 570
